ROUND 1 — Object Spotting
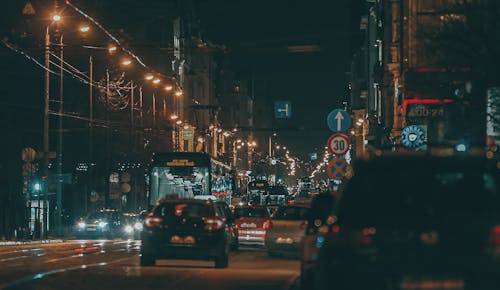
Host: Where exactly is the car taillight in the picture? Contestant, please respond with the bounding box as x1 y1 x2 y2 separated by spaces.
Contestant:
203 217 225 230
263 220 272 230
300 221 308 230
489 225 500 245
325 226 375 246
144 216 163 227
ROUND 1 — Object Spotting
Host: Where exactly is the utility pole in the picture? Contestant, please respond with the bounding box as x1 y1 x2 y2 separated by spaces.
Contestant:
56 34 63 237
130 81 134 152
87 55 93 214
105 70 110 207
42 26 50 240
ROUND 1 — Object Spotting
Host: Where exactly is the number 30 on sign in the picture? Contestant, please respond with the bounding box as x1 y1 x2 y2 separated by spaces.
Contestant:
327 133 350 156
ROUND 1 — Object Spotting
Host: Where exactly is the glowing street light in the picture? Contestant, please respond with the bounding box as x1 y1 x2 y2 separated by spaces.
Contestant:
121 59 132 66
170 114 179 120
108 46 118 53
175 90 183 97
145 74 154 81
152 78 161 84
165 85 173 91
52 14 62 22
175 120 182 125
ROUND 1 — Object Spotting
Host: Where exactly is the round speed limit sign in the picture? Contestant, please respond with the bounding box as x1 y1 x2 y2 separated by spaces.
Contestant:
327 133 350 156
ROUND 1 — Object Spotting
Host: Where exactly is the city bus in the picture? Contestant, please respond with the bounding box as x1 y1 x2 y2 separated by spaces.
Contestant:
148 152 234 206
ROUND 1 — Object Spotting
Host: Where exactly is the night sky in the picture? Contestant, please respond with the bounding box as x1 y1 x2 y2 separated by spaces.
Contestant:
0 0 353 160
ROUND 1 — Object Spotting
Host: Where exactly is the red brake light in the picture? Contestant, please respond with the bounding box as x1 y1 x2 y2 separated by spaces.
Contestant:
203 217 225 230
145 216 163 227
263 220 272 230
489 225 500 245
300 221 308 230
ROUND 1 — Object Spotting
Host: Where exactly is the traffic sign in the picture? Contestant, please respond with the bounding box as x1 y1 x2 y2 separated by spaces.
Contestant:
327 158 348 180
274 101 292 119
401 125 426 148
327 133 350 156
327 109 351 132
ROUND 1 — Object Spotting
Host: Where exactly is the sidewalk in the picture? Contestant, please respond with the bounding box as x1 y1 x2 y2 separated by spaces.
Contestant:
0 239 65 246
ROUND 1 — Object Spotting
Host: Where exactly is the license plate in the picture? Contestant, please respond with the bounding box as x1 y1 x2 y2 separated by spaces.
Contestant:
240 223 257 228
400 277 465 290
86 228 96 232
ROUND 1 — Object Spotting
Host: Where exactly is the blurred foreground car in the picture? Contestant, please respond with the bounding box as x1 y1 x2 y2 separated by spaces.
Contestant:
300 192 336 290
75 209 122 239
315 154 500 290
140 198 232 268
265 204 310 257
234 205 271 246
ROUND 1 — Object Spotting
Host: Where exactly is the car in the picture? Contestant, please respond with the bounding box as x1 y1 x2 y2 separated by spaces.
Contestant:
233 205 271 246
215 201 239 250
75 209 122 239
314 154 500 290
299 191 336 290
140 198 232 268
120 212 144 239
263 185 290 206
265 204 310 257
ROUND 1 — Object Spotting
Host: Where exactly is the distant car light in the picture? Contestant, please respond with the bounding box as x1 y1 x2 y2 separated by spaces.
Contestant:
124 225 134 234
77 222 86 229
98 221 108 228
134 222 143 231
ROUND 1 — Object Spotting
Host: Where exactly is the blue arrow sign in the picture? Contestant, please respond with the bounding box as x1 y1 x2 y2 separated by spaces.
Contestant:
327 109 351 132
274 101 292 119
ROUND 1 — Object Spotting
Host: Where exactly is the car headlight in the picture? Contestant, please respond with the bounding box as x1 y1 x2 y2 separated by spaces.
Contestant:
124 225 134 234
98 221 108 228
77 222 86 229
134 222 143 231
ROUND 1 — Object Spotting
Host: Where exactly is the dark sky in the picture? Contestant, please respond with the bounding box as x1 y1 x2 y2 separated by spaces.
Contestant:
0 0 354 161
196 0 353 158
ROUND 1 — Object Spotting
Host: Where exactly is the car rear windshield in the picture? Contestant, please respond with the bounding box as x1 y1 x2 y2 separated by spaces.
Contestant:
339 167 499 227
154 202 214 218
273 206 309 220
234 207 269 218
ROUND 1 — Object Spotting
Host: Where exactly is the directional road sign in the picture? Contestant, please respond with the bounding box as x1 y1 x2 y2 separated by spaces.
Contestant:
327 158 348 180
274 101 292 119
401 125 426 148
327 133 350 156
327 109 351 132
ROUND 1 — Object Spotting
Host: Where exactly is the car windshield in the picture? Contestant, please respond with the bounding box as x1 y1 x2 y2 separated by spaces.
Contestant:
273 206 309 221
154 202 213 218
339 164 499 228
86 212 114 220
234 207 269 218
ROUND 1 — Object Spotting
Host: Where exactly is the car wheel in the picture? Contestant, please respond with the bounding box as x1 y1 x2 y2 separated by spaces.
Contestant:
140 254 155 266
215 246 229 268
230 240 239 251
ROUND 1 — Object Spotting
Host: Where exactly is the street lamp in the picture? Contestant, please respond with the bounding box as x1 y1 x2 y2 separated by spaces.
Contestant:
121 59 132 66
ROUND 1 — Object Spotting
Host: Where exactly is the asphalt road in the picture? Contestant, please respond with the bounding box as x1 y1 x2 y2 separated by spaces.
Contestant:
0 240 299 290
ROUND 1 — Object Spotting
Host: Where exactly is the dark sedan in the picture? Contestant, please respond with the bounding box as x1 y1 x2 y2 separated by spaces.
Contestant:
314 154 500 290
140 198 232 268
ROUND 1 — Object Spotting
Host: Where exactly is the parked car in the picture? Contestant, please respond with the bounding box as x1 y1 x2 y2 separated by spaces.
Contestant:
75 209 122 239
265 204 310 257
233 205 271 246
140 198 232 268
314 154 500 290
